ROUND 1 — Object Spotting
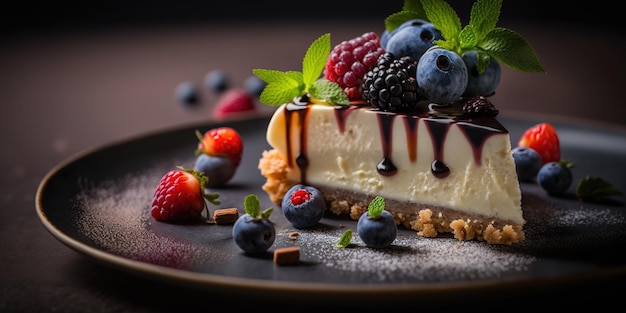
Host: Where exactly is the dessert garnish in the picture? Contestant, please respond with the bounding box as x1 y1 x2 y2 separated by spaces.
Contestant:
150 166 220 223
253 33 350 106
576 176 623 203
336 229 353 249
232 194 276 254
387 0 545 74
356 196 398 248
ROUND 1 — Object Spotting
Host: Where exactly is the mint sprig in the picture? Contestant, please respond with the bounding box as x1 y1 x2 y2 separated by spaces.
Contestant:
243 194 273 220
576 176 623 203
253 33 349 106
386 0 545 74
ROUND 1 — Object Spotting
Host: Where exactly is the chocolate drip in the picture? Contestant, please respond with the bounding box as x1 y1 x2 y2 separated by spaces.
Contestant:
401 115 419 163
284 100 311 184
424 119 453 178
456 121 503 166
333 105 361 134
376 112 397 176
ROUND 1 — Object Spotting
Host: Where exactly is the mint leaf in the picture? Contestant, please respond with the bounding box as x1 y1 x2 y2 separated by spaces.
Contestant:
480 28 545 72
576 176 622 203
253 33 350 106
336 229 352 248
385 0 428 32
367 196 385 219
259 77 303 106
309 79 350 106
423 0 462 50
243 194 260 217
302 33 330 89
468 0 501 42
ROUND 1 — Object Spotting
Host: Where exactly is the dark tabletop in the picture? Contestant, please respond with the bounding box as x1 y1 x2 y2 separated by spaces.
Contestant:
2 1 626 311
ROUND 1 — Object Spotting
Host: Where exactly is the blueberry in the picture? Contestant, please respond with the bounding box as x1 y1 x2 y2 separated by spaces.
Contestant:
193 154 236 188
243 75 267 97
232 213 276 254
175 81 200 105
416 47 468 104
204 70 229 93
462 50 501 97
512 146 542 182
281 184 325 229
356 196 397 248
385 19 442 62
537 161 572 195
357 209 397 248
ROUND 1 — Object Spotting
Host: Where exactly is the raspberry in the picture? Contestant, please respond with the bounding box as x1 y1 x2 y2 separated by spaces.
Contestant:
361 52 420 112
462 96 499 117
290 189 311 205
324 32 385 102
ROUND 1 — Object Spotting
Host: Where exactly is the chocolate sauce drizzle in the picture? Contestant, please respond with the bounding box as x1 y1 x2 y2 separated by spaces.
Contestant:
281 100 507 183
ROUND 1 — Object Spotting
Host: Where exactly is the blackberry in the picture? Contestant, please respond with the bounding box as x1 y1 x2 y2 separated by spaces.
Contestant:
324 32 385 102
462 96 499 117
361 52 420 112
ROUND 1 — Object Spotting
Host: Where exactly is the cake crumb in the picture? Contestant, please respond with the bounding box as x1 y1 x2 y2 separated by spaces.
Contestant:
274 246 300 265
288 231 299 239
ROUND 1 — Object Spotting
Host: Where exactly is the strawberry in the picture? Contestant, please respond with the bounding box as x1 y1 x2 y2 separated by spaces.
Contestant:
151 167 220 222
213 88 256 119
517 122 560 164
195 127 243 167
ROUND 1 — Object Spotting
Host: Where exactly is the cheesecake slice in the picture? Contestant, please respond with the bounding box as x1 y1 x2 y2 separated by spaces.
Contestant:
258 97 525 245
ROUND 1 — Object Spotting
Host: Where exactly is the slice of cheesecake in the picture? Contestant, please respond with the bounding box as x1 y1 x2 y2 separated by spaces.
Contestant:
258 97 525 245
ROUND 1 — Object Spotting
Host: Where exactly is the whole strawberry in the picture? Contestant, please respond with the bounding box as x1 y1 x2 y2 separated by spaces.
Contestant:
212 88 256 119
517 122 560 164
151 167 220 222
196 127 243 167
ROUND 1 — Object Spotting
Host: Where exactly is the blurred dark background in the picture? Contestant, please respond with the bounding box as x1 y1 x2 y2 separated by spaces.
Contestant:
2 0 622 37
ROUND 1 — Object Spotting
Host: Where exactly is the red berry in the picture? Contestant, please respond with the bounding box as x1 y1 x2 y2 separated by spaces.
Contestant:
324 32 385 102
213 88 256 119
517 122 560 164
151 168 211 222
196 127 243 167
289 189 311 205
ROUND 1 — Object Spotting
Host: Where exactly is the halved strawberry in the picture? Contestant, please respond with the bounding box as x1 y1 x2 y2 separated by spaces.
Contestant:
213 88 256 119
517 122 560 164
195 127 243 167
151 167 220 222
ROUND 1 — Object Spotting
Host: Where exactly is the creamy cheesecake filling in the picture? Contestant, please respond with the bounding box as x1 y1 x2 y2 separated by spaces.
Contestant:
265 100 524 226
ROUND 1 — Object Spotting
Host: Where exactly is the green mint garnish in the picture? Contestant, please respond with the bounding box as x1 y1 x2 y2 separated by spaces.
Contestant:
243 194 273 220
386 0 545 74
367 196 386 219
253 33 349 106
576 176 622 203
336 229 352 248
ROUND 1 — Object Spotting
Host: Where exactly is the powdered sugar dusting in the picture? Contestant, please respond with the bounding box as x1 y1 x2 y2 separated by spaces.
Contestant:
277 229 534 282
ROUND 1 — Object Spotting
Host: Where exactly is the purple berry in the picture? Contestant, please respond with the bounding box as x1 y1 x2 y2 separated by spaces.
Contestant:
512 146 542 182
281 184 325 229
537 161 572 195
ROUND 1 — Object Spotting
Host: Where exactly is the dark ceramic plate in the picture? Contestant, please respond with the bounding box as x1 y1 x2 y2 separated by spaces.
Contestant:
36 114 626 304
